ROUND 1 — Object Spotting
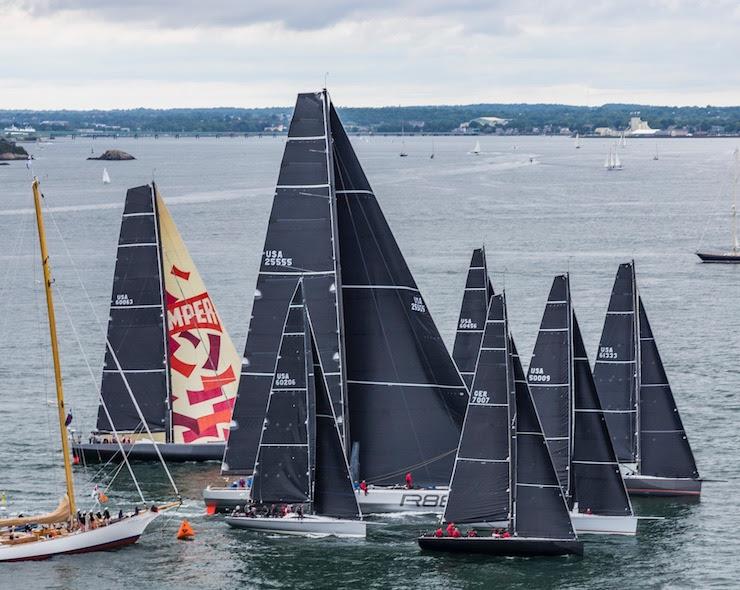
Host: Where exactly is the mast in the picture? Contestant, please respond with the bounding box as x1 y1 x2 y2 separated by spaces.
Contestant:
631 261 641 473
733 149 738 253
32 179 76 521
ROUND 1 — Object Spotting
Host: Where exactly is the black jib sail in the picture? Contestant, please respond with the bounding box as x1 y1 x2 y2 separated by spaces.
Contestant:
310 326 362 519
593 262 639 464
251 282 313 505
511 338 577 540
331 102 469 486
443 294 512 526
224 92 346 474
97 185 169 434
572 314 632 516
452 247 495 390
527 275 572 496
638 298 699 479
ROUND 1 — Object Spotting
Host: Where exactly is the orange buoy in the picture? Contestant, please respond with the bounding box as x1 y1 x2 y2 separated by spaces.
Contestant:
177 519 195 541
98 492 109 504
205 504 216 516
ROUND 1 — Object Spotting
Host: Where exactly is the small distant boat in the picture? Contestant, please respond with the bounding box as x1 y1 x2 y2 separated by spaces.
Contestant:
399 121 408 157
470 140 481 155
594 261 702 497
225 281 365 538
430 139 435 159
418 292 583 557
575 133 581 149
620 131 627 148
102 168 111 184
605 146 623 171
696 148 740 263
653 144 659 161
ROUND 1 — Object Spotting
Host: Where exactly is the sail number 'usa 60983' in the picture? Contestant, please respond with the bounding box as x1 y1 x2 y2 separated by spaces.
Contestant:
528 367 551 382
263 250 293 267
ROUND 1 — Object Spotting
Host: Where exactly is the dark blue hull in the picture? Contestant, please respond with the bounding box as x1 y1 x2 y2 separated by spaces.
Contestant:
417 536 583 557
72 442 225 463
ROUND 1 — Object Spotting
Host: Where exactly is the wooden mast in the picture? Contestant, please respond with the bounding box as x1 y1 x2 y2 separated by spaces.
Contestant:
32 178 77 522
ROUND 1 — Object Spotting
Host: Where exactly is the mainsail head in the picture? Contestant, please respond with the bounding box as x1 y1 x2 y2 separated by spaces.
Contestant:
452 247 495 391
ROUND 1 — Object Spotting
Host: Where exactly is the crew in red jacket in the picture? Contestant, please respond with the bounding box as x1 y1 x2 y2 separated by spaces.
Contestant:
359 480 368 495
405 472 414 489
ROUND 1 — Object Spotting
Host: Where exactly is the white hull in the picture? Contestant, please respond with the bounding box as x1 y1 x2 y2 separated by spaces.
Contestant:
356 487 448 514
569 511 637 536
203 485 251 511
225 514 365 538
0 512 159 562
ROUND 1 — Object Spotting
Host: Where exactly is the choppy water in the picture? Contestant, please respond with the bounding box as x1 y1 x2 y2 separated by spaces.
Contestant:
0 134 738 589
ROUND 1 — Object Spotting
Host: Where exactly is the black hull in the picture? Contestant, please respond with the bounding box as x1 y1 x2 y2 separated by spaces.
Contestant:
417 536 583 557
625 475 702 497
696 251 740 263
72 442 225 463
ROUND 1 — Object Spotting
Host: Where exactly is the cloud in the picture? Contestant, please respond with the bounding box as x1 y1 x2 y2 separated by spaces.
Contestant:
1 0 740 108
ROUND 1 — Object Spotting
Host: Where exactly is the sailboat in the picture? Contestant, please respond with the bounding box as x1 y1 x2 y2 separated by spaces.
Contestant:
72 183 241 463
605 146 623 171
102 168 111 184
451 247 495 391
696 148 740 262
399 121 408 157
225 281 365 537
430 139 435 159
620 131 627 148
205 90 468 516
528 274 637 535
418 293 583 557
470 140 481 155
653 144 659 161
594 262 701 496
575 133 581 149
0 180 170 562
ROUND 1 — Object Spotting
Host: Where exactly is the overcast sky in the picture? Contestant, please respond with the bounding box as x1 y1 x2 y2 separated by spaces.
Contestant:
2 0 740 109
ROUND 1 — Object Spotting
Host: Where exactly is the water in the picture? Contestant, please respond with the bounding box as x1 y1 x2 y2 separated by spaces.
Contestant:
0 135 738 588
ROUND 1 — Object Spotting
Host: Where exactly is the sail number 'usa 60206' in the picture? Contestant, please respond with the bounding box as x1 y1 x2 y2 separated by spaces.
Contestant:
264 250 293 267
275 373 296 387
528 367 551 382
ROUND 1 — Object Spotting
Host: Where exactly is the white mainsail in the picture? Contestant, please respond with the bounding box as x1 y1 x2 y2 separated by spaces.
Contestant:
102 168 111 184
472 140 481 154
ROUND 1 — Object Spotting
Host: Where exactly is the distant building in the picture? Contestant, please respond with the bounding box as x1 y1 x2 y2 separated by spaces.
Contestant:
628 116 658 136
457 116 510 133
3 125 36 139
263 124 286 132
595 127 620 137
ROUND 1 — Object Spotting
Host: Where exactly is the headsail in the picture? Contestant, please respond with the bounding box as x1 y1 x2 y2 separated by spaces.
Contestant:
511 338 576 540
224 92 346 474
250 282 313 505
572 314 632 516
452 247 495 390
444 293 512 526
97 185 169 435
331 102 468 486
528 275 572 496
593 262 639 464
638 299 699 479
157 188 240 444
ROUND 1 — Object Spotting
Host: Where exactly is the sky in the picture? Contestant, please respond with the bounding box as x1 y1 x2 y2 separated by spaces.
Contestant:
2 0 740 109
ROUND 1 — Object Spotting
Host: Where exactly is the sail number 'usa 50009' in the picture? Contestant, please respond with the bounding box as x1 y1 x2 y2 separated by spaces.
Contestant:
264 250 293 267
528 367 551 382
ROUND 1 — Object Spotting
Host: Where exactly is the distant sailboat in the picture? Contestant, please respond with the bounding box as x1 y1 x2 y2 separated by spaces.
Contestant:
102 168 111 184
620 131 627 148
605 146 623 171
418 293 583 557
653 144 659 161
575 133 581 149
696 148 740 262
470 140 481 155
430 139 435 159
594 261 702 496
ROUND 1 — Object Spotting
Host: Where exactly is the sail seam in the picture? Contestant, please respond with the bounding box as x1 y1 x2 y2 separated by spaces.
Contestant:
118 243 157 248
347 379 463 389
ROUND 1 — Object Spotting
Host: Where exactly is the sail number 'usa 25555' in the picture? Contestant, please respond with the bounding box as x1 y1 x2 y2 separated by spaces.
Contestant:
264 250 293 267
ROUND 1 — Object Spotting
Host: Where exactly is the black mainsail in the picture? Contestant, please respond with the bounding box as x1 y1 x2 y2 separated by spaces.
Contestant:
443 294 512 526
594 261 699 484
593 262 639 464
250 282 313 505
331 102 468 486
98 185 169 434
638 299 699 479
527 275 572 496
452 247 495 390
224 92 346 474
